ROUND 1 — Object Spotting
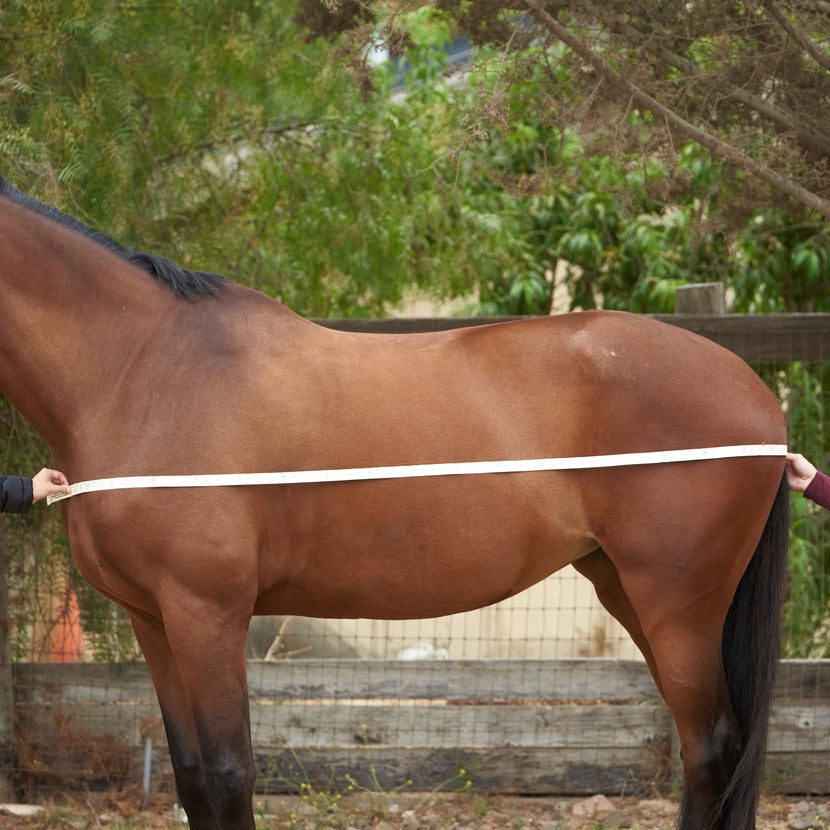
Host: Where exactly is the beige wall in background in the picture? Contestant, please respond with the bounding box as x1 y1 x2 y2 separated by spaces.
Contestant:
248 571 643 661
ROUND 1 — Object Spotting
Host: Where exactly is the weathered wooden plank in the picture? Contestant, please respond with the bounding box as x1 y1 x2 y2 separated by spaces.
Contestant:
248 702 671 749
16 702 164 746
253 746 669 795
653 313 830 362
16 659 662 703
13 663 155 703
19 732 829 796
312 316 531 334
15 700 670 752
775 660 830 701
16 659 830 703
766 752 830 795
312 314 830 363
768 704 830 752
245 659 662 702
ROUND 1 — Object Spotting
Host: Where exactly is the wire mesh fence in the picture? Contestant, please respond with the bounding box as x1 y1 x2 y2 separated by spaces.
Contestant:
2 312 830 801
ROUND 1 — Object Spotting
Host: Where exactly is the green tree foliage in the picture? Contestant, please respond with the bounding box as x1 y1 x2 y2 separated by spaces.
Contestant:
4 0 829 317
0 0 517 315
434 11 830 315
778 365 830 657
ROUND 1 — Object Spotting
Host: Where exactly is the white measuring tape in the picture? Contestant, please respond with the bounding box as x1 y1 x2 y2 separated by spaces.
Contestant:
47 444 788 505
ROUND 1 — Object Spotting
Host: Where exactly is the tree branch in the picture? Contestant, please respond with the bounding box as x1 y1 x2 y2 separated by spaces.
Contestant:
573 0 830 159
762 0 830 73
524 0 830 218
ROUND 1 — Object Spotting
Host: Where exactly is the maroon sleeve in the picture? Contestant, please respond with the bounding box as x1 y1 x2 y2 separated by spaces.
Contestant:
804 470 830 511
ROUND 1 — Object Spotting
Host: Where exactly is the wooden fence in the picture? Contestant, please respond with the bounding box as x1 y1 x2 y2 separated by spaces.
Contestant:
313 312 830 363
11 658 830 797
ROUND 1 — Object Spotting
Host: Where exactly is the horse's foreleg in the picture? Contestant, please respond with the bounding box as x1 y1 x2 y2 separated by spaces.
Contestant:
130 613 214 825
130 611 256 830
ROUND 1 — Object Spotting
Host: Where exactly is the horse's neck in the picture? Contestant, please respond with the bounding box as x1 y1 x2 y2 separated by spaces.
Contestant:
0 200 164 449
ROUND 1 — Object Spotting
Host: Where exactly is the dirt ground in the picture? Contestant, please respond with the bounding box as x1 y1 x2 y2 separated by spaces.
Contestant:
1 792 827 829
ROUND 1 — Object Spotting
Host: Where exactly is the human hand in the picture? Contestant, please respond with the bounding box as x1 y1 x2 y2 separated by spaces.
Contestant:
785 452 818 493
31 468 71 503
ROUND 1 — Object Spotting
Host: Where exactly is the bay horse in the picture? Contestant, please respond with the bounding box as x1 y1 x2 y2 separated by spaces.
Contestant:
0 176 788 830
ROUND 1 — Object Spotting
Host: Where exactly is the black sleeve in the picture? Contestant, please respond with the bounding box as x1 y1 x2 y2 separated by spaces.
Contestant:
0 476 34 513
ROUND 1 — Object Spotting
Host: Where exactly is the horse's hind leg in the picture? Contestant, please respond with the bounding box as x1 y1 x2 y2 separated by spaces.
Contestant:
639 613 741 830
574 548 741 830
130 610 256 830
572 549 663 694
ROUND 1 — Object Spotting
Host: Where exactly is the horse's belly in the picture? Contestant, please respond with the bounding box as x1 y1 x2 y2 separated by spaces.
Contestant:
253 525 595 620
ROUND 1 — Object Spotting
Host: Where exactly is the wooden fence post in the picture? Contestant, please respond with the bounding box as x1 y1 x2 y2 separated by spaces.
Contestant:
0 521 17 801
674 282 725 315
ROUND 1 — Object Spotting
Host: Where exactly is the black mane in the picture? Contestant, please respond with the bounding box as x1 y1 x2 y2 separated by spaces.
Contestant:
0 175 227 301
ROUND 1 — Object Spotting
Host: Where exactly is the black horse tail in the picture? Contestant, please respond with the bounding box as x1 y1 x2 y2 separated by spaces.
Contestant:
701 473 790 828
